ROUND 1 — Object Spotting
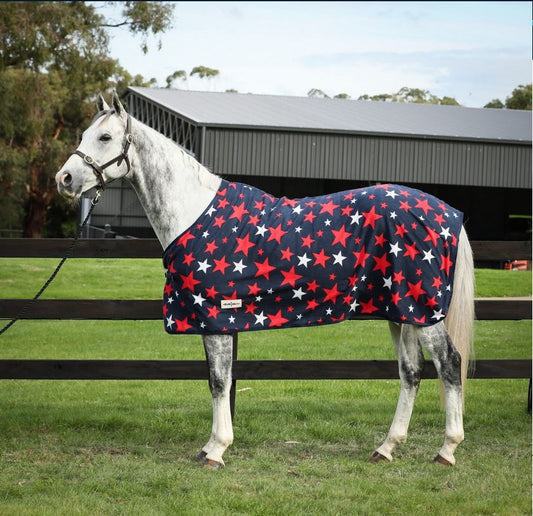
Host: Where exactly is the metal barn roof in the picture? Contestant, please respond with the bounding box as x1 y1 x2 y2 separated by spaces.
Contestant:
127 87 531 144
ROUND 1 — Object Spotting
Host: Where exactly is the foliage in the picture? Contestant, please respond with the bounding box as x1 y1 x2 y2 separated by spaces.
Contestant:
358 87 460 106
484 84 532 110
0 1 175 238
190 65 220 80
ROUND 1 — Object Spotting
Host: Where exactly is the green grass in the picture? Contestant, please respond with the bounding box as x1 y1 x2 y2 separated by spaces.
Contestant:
0 259 530 514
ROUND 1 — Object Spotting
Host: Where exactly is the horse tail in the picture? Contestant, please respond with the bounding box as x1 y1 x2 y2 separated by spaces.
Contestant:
444 225 475 408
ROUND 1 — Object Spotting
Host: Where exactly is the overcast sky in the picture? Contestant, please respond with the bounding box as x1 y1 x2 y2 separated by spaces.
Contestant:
99 1 531 108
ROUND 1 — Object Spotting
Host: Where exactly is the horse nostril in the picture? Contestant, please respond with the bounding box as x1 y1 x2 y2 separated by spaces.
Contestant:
61 172 73 187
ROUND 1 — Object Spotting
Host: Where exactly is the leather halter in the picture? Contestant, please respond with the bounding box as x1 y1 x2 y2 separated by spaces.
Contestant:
71 111 133 191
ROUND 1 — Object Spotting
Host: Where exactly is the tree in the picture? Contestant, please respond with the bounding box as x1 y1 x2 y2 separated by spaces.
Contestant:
484 84 532 110
190 66 220 80
0 1 175 237
166 70 187 89
358 87 460 106
307 88 330 98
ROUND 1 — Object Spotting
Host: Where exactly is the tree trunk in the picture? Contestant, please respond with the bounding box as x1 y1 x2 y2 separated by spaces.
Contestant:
22 195 48 238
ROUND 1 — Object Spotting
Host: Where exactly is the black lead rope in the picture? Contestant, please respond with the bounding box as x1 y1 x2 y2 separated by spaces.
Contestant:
0 189 102 336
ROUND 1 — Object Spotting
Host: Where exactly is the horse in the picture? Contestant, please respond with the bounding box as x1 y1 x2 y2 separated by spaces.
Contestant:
56 92 475 469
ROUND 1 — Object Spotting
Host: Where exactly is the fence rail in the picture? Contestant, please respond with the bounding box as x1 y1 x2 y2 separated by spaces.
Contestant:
0 239 531 395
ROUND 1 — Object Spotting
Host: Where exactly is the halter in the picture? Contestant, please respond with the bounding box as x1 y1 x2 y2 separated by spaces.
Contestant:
71 111 133 191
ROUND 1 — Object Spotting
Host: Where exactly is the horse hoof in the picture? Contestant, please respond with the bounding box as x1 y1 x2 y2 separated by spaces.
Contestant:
202 458 224 470
369 451 391 463
433 454 453 466
194 451 207 462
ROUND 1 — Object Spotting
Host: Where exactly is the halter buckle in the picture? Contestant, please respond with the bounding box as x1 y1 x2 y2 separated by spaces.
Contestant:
83 155 94 165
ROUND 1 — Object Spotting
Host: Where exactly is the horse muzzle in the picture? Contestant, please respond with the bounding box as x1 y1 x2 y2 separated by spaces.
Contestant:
55 169 83 199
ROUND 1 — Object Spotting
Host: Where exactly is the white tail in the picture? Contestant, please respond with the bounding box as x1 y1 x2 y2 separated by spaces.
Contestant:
444 226 476 407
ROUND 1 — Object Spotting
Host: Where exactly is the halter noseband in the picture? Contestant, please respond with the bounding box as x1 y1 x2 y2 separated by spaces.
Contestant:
71 112 133 191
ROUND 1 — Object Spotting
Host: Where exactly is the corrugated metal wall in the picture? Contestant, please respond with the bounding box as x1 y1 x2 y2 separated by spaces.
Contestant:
202 128 531 189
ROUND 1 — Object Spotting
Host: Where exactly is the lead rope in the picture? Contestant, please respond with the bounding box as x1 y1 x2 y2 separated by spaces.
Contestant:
0 189 102 336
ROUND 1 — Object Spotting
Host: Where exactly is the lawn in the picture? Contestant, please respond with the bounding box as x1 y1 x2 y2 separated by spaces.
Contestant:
0 259 530 515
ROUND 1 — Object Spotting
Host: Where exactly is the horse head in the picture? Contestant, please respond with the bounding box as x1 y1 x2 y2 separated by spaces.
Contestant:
56 91 133 199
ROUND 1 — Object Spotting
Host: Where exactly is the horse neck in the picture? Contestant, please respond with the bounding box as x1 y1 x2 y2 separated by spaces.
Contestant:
127 118 221 249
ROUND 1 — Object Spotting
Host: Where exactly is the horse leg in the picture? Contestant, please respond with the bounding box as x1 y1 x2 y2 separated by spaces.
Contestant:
417 322 464 466
371 323 424 463
197 334 234 469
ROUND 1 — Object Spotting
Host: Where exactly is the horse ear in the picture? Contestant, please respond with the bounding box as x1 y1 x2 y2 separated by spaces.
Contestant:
112 90 126 116
96 94 110 112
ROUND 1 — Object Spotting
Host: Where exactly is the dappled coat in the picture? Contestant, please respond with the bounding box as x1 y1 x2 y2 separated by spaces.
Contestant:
162 180 463 334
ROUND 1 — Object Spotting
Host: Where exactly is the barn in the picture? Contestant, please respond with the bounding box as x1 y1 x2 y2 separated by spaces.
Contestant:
86 87 531 241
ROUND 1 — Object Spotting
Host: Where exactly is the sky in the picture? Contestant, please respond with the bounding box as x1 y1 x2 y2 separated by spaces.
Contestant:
98 1 532 108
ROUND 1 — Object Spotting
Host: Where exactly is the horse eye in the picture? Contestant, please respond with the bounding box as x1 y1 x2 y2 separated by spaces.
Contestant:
99 134 112 142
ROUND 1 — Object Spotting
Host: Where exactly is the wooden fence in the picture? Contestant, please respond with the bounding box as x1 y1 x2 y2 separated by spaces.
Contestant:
0 239 531 413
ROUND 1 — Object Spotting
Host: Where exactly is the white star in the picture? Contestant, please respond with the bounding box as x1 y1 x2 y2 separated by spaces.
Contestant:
422 249 435 263
385 190 399 199
192 293 206 306
332 251 347 266
432 309 445 321
292 205 303 215
324 218 332 226
267 288 274 295
231 226 238 233
296 314 302 320
202 230 210 238
197 259 212 273
255 295 263 302
233 260 247 274
440 226 451 240
228 316 236 324
383 276 392 289
167 296 174 305
350 210 362 225
326 308 333 315
206 205 216 217
350 299 359 312
292 288 306 300
254 311 267 326
408 305 414 313
295 226 302 233
165 315 175 329
389 242 402 257
297 253 312 267
389 211 398 220
256 224 268 237
361 275 367 282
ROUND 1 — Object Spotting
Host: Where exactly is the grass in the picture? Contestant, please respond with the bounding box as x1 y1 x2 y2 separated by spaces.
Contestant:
0 259 531 514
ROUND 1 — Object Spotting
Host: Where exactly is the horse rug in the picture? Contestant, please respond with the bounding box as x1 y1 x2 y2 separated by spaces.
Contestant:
162 180 463 334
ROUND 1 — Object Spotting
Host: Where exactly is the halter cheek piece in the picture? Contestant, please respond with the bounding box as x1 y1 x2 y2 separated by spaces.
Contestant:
71 112 133 192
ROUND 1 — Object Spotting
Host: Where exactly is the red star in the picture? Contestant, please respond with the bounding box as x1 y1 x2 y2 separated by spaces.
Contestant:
254 257 276 280
245 302 258 314
306 299 319 311
248 214 260 226
207 306 220 319
374 233 387 247
205 285 219 299
217 198 229 210
213 216 225 228
395 224 408 238
393 271 406 284
414 198 434 215
405 280 427 302
323 284 342 304
360 298 379 314
306 280 319 292
229 202 249 222
248 282 261 296
372 253 392 274
164 283 173 296
399 200 411 212
280 247 294 261
313 248 330 268
267 309 289 328
254 199 265 211
361 206 383 229
341 205 353 217
440 254 453 276
331 225 351 247
280 266 302 288
425 296 439 308
391 291 402 305
432 276 443 289
180 271 201 291
282 197 298 207
424 226 440 247
234 234 256 256
403 242 420 260
205 241 218 254
301 235 315 248
354 246 370 268
175 317 192 332
434 213 446 225
319 200 340 216
177 230 195 248
413 316 426 324
303 211 317 223
213 256 231 274
267 223 288 244
183 253 194 266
